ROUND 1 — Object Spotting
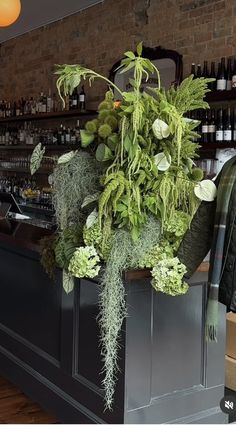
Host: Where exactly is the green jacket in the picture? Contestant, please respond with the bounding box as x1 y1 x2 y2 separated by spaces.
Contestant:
177 173 236 312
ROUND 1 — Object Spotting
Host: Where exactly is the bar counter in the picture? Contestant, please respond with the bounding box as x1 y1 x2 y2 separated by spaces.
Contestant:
0 220 227 424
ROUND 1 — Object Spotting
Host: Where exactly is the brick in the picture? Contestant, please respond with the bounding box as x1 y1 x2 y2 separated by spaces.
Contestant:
0 0 236 103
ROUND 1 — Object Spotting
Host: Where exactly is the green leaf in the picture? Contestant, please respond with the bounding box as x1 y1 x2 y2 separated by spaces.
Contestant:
62 270 74 294
96 144 113 162
119 62 135 74
124 51 136 59
86 208 98 228
30 143 46 175
131 226 140 241
81 192 101 209
124 134 131 152
136 41 143 56
57 150 77 165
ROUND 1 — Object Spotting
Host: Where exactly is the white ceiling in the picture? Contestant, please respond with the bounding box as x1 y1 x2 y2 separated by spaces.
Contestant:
0 0 103 43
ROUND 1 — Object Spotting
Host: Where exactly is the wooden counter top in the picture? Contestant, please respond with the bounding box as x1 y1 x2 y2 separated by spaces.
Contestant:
0 219 52 253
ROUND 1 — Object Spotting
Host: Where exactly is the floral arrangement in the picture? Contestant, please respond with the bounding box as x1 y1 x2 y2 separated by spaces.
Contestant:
30 43 216 409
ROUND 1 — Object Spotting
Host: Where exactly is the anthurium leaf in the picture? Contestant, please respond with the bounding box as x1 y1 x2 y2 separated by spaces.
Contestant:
86 208 98 228
62 270 74 294
194 180 217 202
124 51 136 59
136 42 143 56
81 192 101 209
154 152 171 171
80 130 95 148
30 143 45 175
57 150 77 165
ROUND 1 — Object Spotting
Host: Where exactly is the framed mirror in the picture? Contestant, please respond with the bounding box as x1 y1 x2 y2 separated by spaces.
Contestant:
109 46 183 100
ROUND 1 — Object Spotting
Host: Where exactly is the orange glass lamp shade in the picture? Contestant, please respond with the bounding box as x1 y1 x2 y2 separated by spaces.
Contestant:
0 0 21 27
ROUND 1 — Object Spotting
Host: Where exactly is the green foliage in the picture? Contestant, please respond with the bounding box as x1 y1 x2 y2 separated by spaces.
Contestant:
52 151 101 230
68 246 101 278
54 225 82 270
151 257 188 296
40 235 58 280
53 43 213 410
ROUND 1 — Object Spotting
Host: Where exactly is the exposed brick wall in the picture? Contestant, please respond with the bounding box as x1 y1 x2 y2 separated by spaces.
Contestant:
0 0 235 107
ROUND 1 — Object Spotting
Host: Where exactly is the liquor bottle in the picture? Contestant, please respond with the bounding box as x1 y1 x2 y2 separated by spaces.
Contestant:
190 63 196 78
209 62 216 91
65 127 71 144
42 93 47 113
201 110 209 143
224 107 232 142
79 86 86 111
233 109 236 142
202 61 209 78
70 88 78 110
208 109 216 143
232 59 236 90
226 58 232 91
196 64 202 78
216 109 224 142
75 119 80 142
216 58 226 90
47 89 52 113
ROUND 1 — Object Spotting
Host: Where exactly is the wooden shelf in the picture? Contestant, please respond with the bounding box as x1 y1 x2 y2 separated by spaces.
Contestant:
200 142 236 149
0 109 96 123
0 167 51 174
0 144 78 150
206 90 236 102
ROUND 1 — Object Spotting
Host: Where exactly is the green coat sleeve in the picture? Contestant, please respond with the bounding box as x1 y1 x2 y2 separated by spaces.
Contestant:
177 199 216 278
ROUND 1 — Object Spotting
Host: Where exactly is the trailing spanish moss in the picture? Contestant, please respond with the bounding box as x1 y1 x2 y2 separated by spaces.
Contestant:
99 215 161 409
52 151 101 230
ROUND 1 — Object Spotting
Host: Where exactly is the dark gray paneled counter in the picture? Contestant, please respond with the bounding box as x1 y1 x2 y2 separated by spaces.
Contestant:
0 221 227 423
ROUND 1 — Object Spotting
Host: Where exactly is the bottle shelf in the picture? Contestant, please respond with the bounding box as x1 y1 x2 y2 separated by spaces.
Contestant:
206 90 236 103
0 167 51 174
0 109 97 123
0 144 78 151
199 142 236 149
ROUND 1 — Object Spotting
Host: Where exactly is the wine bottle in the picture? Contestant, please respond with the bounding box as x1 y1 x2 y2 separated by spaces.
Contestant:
202 61 209 78
209 62 216 91
226 58 232 91
190 63 196 78
79 86 86 111
201 110 209 143
216 109 224 142
196 64 202 78
208 109 216 143
224 107 232 142
71 88 78 110
216 58 226 90
233 109 236 142
232 59 236 90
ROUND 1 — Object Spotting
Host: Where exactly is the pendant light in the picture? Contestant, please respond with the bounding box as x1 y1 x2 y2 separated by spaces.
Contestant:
0 0 21 27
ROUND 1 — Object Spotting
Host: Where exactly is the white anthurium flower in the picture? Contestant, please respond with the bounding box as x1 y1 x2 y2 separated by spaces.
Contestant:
194 180 217 202
152 118 170 139
154 152 171 171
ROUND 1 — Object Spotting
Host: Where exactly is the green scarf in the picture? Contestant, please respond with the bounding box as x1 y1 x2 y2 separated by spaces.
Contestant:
206 155 236 341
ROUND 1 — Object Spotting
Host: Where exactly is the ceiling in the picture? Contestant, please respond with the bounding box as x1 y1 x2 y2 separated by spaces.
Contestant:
0 0 103 43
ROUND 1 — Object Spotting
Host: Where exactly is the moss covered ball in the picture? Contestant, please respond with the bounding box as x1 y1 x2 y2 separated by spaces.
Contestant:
98 124 112 139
